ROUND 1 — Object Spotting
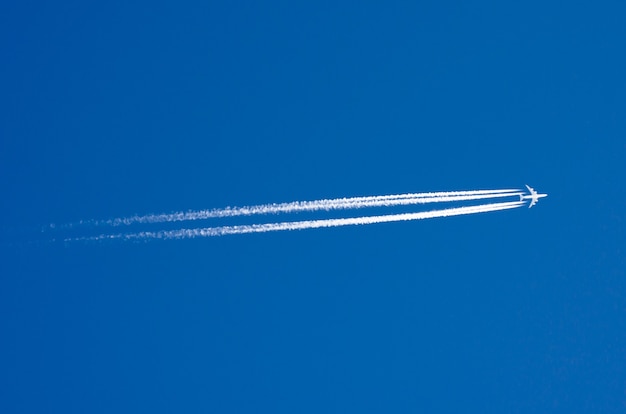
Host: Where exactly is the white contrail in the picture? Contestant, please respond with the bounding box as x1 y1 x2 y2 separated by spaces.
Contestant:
74 200 524 242
61 188 522 228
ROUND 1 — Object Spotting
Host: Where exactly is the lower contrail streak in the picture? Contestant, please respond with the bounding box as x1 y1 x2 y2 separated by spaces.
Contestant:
61 189 521 228
75 200 524 242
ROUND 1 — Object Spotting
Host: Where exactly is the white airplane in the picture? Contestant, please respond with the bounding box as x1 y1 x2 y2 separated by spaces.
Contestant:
520 184 548 208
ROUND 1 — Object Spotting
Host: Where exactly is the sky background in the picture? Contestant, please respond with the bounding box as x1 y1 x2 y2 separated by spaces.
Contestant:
1 1 625 412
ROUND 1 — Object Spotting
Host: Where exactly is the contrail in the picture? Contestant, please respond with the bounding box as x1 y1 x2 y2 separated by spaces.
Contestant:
59 189 522 229
73 200 524 242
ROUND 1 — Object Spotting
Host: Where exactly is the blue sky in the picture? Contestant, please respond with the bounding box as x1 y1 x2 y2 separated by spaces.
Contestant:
1 1 625 412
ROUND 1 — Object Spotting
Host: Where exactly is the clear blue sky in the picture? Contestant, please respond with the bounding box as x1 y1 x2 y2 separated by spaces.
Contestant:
1 1 625 412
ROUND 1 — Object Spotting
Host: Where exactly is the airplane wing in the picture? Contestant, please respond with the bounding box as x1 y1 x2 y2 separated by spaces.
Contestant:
525 184 534 193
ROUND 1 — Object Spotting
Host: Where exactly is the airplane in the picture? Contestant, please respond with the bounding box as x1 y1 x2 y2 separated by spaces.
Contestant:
520 184 548 208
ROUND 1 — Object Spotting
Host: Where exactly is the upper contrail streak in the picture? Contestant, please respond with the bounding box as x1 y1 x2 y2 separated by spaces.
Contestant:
61 189 522 228
73 200 525 242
